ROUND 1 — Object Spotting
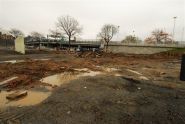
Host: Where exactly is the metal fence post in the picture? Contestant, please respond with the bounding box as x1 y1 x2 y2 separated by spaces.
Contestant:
180 54 185 81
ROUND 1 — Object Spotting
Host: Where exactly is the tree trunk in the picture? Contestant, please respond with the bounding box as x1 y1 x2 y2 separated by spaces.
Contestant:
68 36 71 51
106 42 109 52
39 39 41 50
6 40 7 48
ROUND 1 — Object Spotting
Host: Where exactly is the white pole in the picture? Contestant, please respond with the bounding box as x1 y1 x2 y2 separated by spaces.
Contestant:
117 26 120 42
172 17 177 43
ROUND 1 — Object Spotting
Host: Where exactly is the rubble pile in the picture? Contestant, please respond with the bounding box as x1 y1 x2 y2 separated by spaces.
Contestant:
0 60 70 90
76 51 125 58
77 51 102 58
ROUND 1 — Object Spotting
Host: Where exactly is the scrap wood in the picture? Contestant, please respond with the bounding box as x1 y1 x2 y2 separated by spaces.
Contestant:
0 77 18 88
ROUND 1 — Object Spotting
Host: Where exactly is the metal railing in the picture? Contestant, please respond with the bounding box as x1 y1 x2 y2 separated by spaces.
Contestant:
109 42 185 48
25 39 185 48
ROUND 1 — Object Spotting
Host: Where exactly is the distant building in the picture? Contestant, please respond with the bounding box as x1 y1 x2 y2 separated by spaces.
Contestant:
0 33 15 47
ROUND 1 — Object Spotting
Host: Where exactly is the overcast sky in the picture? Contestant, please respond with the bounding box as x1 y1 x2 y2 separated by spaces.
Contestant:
0 0 185 41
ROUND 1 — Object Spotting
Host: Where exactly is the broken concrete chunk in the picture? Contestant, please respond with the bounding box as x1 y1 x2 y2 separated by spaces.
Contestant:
6 91 27 100
139 76 149 80
15 36 25 54
160 72 166 75
126 69 142 75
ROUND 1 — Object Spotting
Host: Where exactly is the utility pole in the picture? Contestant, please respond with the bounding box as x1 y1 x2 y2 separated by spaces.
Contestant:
172 16 177 43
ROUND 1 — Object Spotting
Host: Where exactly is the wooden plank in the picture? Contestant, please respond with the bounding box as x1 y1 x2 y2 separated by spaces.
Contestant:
0 77 18 87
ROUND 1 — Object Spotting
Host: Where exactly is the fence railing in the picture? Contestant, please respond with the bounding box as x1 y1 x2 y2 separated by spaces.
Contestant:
25 40 185 48
108 42 185 48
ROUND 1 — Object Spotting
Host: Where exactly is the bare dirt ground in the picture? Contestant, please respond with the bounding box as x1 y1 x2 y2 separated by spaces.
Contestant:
0 49 185 124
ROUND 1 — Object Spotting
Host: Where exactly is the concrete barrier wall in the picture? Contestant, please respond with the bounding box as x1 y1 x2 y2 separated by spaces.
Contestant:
15 36 25 54
108 45 173 54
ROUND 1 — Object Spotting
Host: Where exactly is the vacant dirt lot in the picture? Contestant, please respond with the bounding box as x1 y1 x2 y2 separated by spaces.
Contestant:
0 49 185 124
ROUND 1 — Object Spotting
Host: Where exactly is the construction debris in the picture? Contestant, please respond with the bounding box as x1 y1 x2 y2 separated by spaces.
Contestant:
6 91 27 100
139 76 149 80
126 69 142 75
0 50 184 124
0 77 18 88
77 51 102 58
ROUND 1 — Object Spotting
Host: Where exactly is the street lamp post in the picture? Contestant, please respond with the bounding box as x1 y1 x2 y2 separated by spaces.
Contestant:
172 16 177 43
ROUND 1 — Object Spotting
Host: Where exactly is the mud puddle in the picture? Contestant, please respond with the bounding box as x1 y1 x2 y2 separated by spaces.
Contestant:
0 87 51 109
41 66 121 87
0 68 101 109
0 60 25 64
41 68 101 86
0 59 50 64
0 67 120 109
96 66 120 72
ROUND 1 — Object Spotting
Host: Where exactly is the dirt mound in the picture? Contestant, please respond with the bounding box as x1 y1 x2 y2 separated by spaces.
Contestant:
76 51 103 58
76 51 128 58
0 60 74 90
0 49 182 91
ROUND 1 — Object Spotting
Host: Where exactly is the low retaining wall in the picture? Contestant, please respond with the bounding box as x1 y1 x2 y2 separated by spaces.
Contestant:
108 45 173 54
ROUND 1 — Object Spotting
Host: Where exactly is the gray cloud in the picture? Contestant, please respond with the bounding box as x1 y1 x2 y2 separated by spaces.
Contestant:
0 0 184 41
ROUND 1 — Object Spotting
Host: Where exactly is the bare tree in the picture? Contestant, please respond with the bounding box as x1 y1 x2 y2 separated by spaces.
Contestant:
56 15 82 49
98 24 118 52
9 28 24 38
145 29 173 44
122 35 142 44
30 31 44 40
49 28 62 40
30 31 44 50
144 37 155 44
152 29 164 43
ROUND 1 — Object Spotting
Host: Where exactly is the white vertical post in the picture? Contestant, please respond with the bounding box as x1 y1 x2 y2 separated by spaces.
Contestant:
172 16 177 43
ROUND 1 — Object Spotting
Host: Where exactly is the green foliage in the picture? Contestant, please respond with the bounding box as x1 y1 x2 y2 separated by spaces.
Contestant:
172 48 185 52
122 35 141 43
